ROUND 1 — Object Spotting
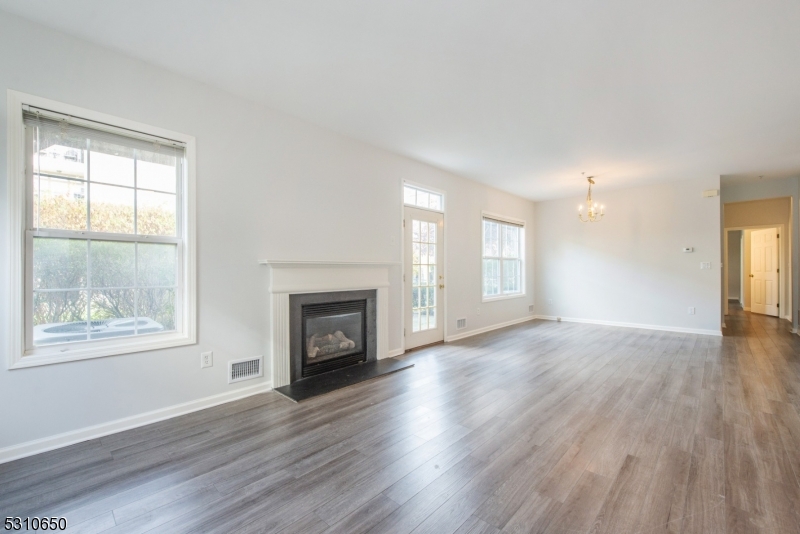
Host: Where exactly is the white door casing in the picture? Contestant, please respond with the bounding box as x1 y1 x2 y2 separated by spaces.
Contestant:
750 228 779 317
404 206 444 349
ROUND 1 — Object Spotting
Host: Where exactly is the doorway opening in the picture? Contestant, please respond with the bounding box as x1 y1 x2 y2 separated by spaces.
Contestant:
724 225 785 319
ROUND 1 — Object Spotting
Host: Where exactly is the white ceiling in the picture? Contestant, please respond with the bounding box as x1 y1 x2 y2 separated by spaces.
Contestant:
2 0 800 200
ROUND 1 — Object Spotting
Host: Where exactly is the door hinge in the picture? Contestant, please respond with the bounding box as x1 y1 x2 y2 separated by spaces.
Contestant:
404 328 406 337
777 268 780 273
777 233 780 238
403 219 405 228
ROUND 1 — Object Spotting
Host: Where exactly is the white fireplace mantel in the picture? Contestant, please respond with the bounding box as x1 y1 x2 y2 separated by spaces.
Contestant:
260 260 396 387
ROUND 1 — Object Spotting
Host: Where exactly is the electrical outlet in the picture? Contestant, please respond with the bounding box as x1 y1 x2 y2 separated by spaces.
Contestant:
529 304 534 313
700 262 711 270
476 307 481 316
688 307 696 315
201 351 213 368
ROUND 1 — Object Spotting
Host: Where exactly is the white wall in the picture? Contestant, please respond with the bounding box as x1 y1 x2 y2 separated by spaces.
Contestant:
721 176 799 326
0 11 534 452
534 177 722 334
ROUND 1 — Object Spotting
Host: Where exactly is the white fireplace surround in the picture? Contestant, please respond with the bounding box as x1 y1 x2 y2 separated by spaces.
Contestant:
260 260 396 388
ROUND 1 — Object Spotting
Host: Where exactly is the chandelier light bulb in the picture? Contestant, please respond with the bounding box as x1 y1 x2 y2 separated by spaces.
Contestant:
578 175 604 223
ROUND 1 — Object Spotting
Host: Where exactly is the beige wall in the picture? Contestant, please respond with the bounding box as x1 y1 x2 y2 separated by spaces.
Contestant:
724 197 790 228
724 198 790 315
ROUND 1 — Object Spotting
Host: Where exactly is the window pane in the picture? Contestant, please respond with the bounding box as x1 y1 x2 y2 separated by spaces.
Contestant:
412 287 419 308
483 259 500 296
412 265 420 287
34 176 87 231
33 290 88 344
420 220 428 242
429 194 442 211
404 186 416 205
412 220 420 241
412 309 420 332
89 141 134 187
90 289 135 325
137 288 175 331
416 191 430 208
428 222 436 243
138 243 177 287
502 225 520 258
33 238 87 290
90 183 134 233
428 286 435 307
483 220 499 257
428 265 435 285
503 259 521 294
137 190 177 236
137 151 177 193
419 307 428 331
90 241 135 288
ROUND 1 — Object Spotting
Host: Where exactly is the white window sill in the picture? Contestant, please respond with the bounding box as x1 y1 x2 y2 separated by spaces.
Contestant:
10 331 196 369
482 292 526 303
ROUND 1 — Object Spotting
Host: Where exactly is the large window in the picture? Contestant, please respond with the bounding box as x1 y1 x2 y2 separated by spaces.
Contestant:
8 93 195 367
482 215 524 299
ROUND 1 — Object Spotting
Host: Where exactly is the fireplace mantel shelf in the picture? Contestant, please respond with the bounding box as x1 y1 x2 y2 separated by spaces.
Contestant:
259 260 400 267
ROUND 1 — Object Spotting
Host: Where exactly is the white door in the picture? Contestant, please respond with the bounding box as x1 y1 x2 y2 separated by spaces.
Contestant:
404 206 444 349
750 228 779 316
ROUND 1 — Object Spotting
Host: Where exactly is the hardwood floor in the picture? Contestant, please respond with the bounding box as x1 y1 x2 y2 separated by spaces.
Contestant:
2 309 799 533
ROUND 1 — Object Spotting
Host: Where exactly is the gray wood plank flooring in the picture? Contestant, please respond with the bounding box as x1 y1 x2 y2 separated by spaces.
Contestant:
2 306 799 533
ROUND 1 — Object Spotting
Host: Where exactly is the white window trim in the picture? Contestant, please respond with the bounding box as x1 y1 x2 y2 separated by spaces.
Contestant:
403 180 445 213
481 211 526 303
6 90 197 369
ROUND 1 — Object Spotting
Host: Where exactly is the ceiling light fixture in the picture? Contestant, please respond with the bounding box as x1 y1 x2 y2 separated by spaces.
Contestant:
578 173 604 223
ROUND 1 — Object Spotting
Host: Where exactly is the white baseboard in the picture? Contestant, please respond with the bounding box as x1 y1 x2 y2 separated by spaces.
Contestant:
533 315 722 337
387 348 405 358
445 315 535 342
0 381 272 465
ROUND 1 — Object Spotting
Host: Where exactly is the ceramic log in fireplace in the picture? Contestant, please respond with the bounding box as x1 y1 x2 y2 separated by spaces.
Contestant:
289 290 377 383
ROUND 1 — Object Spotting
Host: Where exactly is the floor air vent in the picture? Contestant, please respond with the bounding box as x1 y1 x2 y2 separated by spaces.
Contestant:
229 356 263 384
456 318 467 329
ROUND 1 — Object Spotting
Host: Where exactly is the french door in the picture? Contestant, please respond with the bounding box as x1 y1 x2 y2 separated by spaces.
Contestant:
404 206 444 349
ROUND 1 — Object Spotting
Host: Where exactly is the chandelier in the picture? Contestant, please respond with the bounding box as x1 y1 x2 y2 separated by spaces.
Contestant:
578 174 604 223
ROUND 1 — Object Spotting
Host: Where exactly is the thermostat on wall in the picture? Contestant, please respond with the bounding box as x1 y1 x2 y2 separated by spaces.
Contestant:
683 247 693 253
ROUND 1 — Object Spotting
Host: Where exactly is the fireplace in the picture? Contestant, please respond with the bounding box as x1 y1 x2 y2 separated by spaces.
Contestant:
290 290 377 383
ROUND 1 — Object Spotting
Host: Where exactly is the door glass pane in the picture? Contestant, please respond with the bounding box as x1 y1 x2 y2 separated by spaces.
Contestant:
411 218 438 332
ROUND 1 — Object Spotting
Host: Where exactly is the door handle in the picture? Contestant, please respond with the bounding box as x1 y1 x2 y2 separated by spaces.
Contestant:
749 274 754 278
439 284 445 289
